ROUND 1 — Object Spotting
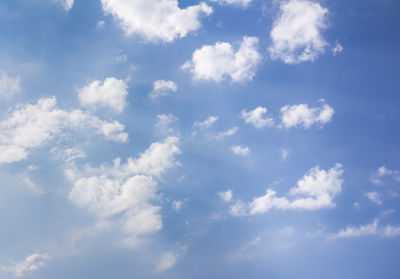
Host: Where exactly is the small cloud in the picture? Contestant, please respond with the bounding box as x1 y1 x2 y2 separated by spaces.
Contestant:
281 148 290 161
231 145 250 156
241 107 274 129
194 116 218 129
218 189 233 202
364 191 382 205
215 127 239 140
1 253 51 277
155 114 178 135
149 80 178 99
332 42 344 56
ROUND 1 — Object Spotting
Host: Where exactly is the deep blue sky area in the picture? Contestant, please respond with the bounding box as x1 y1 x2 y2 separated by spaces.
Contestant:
0 0 399 278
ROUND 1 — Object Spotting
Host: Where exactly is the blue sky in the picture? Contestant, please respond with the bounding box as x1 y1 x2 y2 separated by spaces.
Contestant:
0 0 400 278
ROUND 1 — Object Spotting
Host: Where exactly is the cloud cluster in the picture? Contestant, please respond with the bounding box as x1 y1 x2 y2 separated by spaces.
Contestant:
100 0 213 42
183 36 261 83
78 77 128 113
269 0 328 64
0 97 128 164
1 253 50 277
68 137 181 247
241 107 274 129
225 164 344 216
331 219 400 239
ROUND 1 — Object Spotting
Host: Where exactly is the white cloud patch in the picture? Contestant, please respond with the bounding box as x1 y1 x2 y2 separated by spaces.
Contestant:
68 137 180 246
372 166 400 185
156 246 187 273
156 114 178 135
194 116 218 129
78 77 128 113
1 253 51 277
0 97 128 164
364 191 382 205
241 107 274 128
332 42 343 56
218 189 233 202
281 148 290 161
183 36 262 83
215 126 239 140
280 102 334 129
150 80 178 99
232 145 250 156
55 0 74 11
330 219 400 239
100 0 213 43
209 0 253 8
269 0 328 64
0 70 20 98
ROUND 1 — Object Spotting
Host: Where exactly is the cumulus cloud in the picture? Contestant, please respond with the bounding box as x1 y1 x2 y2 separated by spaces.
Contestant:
0 70 20 98
209 0 254 8
364 191 382 205
218 189 233 202
155 114 178 135
242 107 274 128
226 164 343 216
78 77 128 113
149 80 178 99
0 97 128 164
232 145 250 156
55 0 74 11
330 219 400 239
100 0 213 42
68 137 181 246
1 253 51 277
280 102 334 129
183 36 262 83
194 116 218 129
269 0 328 64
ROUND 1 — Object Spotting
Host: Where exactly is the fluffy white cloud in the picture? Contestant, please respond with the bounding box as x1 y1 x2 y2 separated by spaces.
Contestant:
100 0 212 42
242 107 274 128
1 253 50 277
232 145 250 156
78 77 128 113
218 189 233 202
247 164 343 215
269 0 328 64
183 36 261 83
331 219 400 239
364 191 382 205
149 80 178 99
194 116 218 129
209 0 253 8
0 70 20 98
280 103 334 128
155 114 178 135
55 0 73 11
156 252 177 273
68 137 180 246
0 97 128 164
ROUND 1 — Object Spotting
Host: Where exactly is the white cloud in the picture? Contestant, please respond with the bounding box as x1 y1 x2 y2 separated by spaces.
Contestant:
100 0 213 43
281 148 290 161
242 164 343 215
155 114 178 135
183 36 262 83
331 219 400 239
232 145 250 156
194 116 218 129
241 107 274 128
55 0 74 11
1 253 50 277
68 137 180 246
156 252 177 273
364 191 382 205
269 0 328 64
172 200 183 212
332 42 343 56
78 77 128 113
215 126 239 140
372 166 400 185
18 174 45 194
218 189 233 202
209 0 253 8
0 70 20 98
280 103 334 128
149 80 178 99
0 97 128 164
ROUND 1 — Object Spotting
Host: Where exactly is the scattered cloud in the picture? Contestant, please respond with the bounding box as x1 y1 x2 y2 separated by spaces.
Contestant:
78 77 128 113
183 36 261 83
150 80 178 99
215 126 239 140
0 97 128 164
332 42 344 56
330 219 400 239
156 114 178 135
100 0 213 42
194 116 218 129
209 0 254 8
281 148 290 161
1 253 51 277
172 200 183 212
241 107 274 128
0 70 20 98
218 189 233 202
364 191 382 205
55 0 74 11
269 0 328 64
68 137 181 247
372 166 400 185
280 102 334 129
156 246 187 273
232 145 250 156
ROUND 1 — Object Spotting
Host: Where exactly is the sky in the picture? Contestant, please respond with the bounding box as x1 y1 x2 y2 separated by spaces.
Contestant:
0 0 400 278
